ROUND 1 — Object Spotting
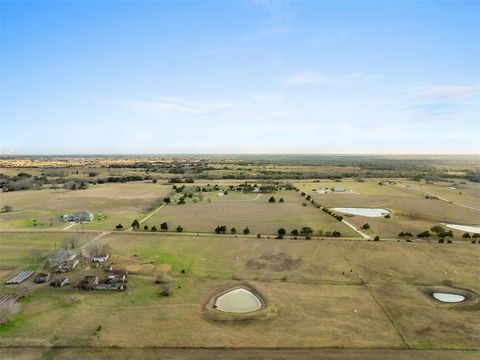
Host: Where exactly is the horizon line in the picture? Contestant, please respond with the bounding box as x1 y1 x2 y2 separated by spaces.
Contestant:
1 153 479 158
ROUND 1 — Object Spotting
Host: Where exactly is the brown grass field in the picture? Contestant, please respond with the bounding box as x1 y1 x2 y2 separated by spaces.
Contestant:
145 189 357 236
0 232 478 355
0 176 479 359
0 182 172 230
295 179 480 238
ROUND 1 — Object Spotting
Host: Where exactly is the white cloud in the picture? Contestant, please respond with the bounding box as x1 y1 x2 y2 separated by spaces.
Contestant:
266 110 291 118
119 97 242 115
283 71 376 86
412 85 480 100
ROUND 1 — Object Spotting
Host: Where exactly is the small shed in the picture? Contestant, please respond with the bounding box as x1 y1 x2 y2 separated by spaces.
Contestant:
108 274 128 283
34 273 50 283
91 254 109 263
50 278 70 287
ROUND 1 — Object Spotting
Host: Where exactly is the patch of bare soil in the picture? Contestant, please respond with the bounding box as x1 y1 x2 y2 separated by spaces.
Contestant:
246 252 301 272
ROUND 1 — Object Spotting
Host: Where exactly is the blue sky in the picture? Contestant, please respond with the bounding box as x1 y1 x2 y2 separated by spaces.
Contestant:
1 0 479 154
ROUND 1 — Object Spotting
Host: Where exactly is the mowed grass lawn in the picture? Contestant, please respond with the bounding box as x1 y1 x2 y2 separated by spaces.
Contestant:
0 232 97 278
295 180 480 238
0 232 479 349
0 182 172 230
144 190 357 236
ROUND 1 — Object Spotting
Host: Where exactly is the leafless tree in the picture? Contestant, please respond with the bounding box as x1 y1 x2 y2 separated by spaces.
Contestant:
48 249 76 268
14 286 29 299
30 249 42 263
0 302 19 325
63 236 79 250
84 241 101 257
1 205 13 213
160 281 171 296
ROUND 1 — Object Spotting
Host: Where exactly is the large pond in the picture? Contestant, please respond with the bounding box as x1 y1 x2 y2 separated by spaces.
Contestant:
215 288 262 313
333 207 390 217
443 224 480 234
432 292 465 303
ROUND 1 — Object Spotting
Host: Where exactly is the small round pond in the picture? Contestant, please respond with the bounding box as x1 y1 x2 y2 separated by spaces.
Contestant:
214 288 262 313
333 207 390 217
433 292 465 303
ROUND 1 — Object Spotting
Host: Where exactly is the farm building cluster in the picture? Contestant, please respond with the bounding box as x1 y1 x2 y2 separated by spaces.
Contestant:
316 186 348 194
80 268 128 291
59 211 94 223
4 247 124 295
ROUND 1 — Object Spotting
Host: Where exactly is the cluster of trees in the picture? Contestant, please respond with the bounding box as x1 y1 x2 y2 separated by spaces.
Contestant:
415 226 457 239
0 172 46 192
168 177 194 184
321 207 343 221
463 232 480 239
132 220 170 231
96 175 151 184
172 185 186 193
277 227 341 239
214 225 250 235
214 225 227 234
0 171 159 192
64 180 89 190
268 196 285 203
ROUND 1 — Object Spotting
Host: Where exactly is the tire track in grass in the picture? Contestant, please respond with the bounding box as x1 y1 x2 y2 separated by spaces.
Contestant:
126 203 166 231
365 284 410 348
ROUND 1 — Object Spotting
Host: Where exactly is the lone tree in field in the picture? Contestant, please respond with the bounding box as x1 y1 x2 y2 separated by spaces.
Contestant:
115 224 124 230
230 227 237 235
151 225 157 232
160 281 171 297
243 227 250 235
163 197 171 204
374 235 380 241
30 249 41 263
131 219 140 230
160 222 168 231
144 225 149 231
279 198 284 203
0 302 19 326
176 225 183 232
361 223 370 230
269 196 276 203
277 228 286 238
63 236 79 250
1 205 12 213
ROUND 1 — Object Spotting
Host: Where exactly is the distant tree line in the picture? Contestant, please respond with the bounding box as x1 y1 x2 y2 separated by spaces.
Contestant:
0 172 156 192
